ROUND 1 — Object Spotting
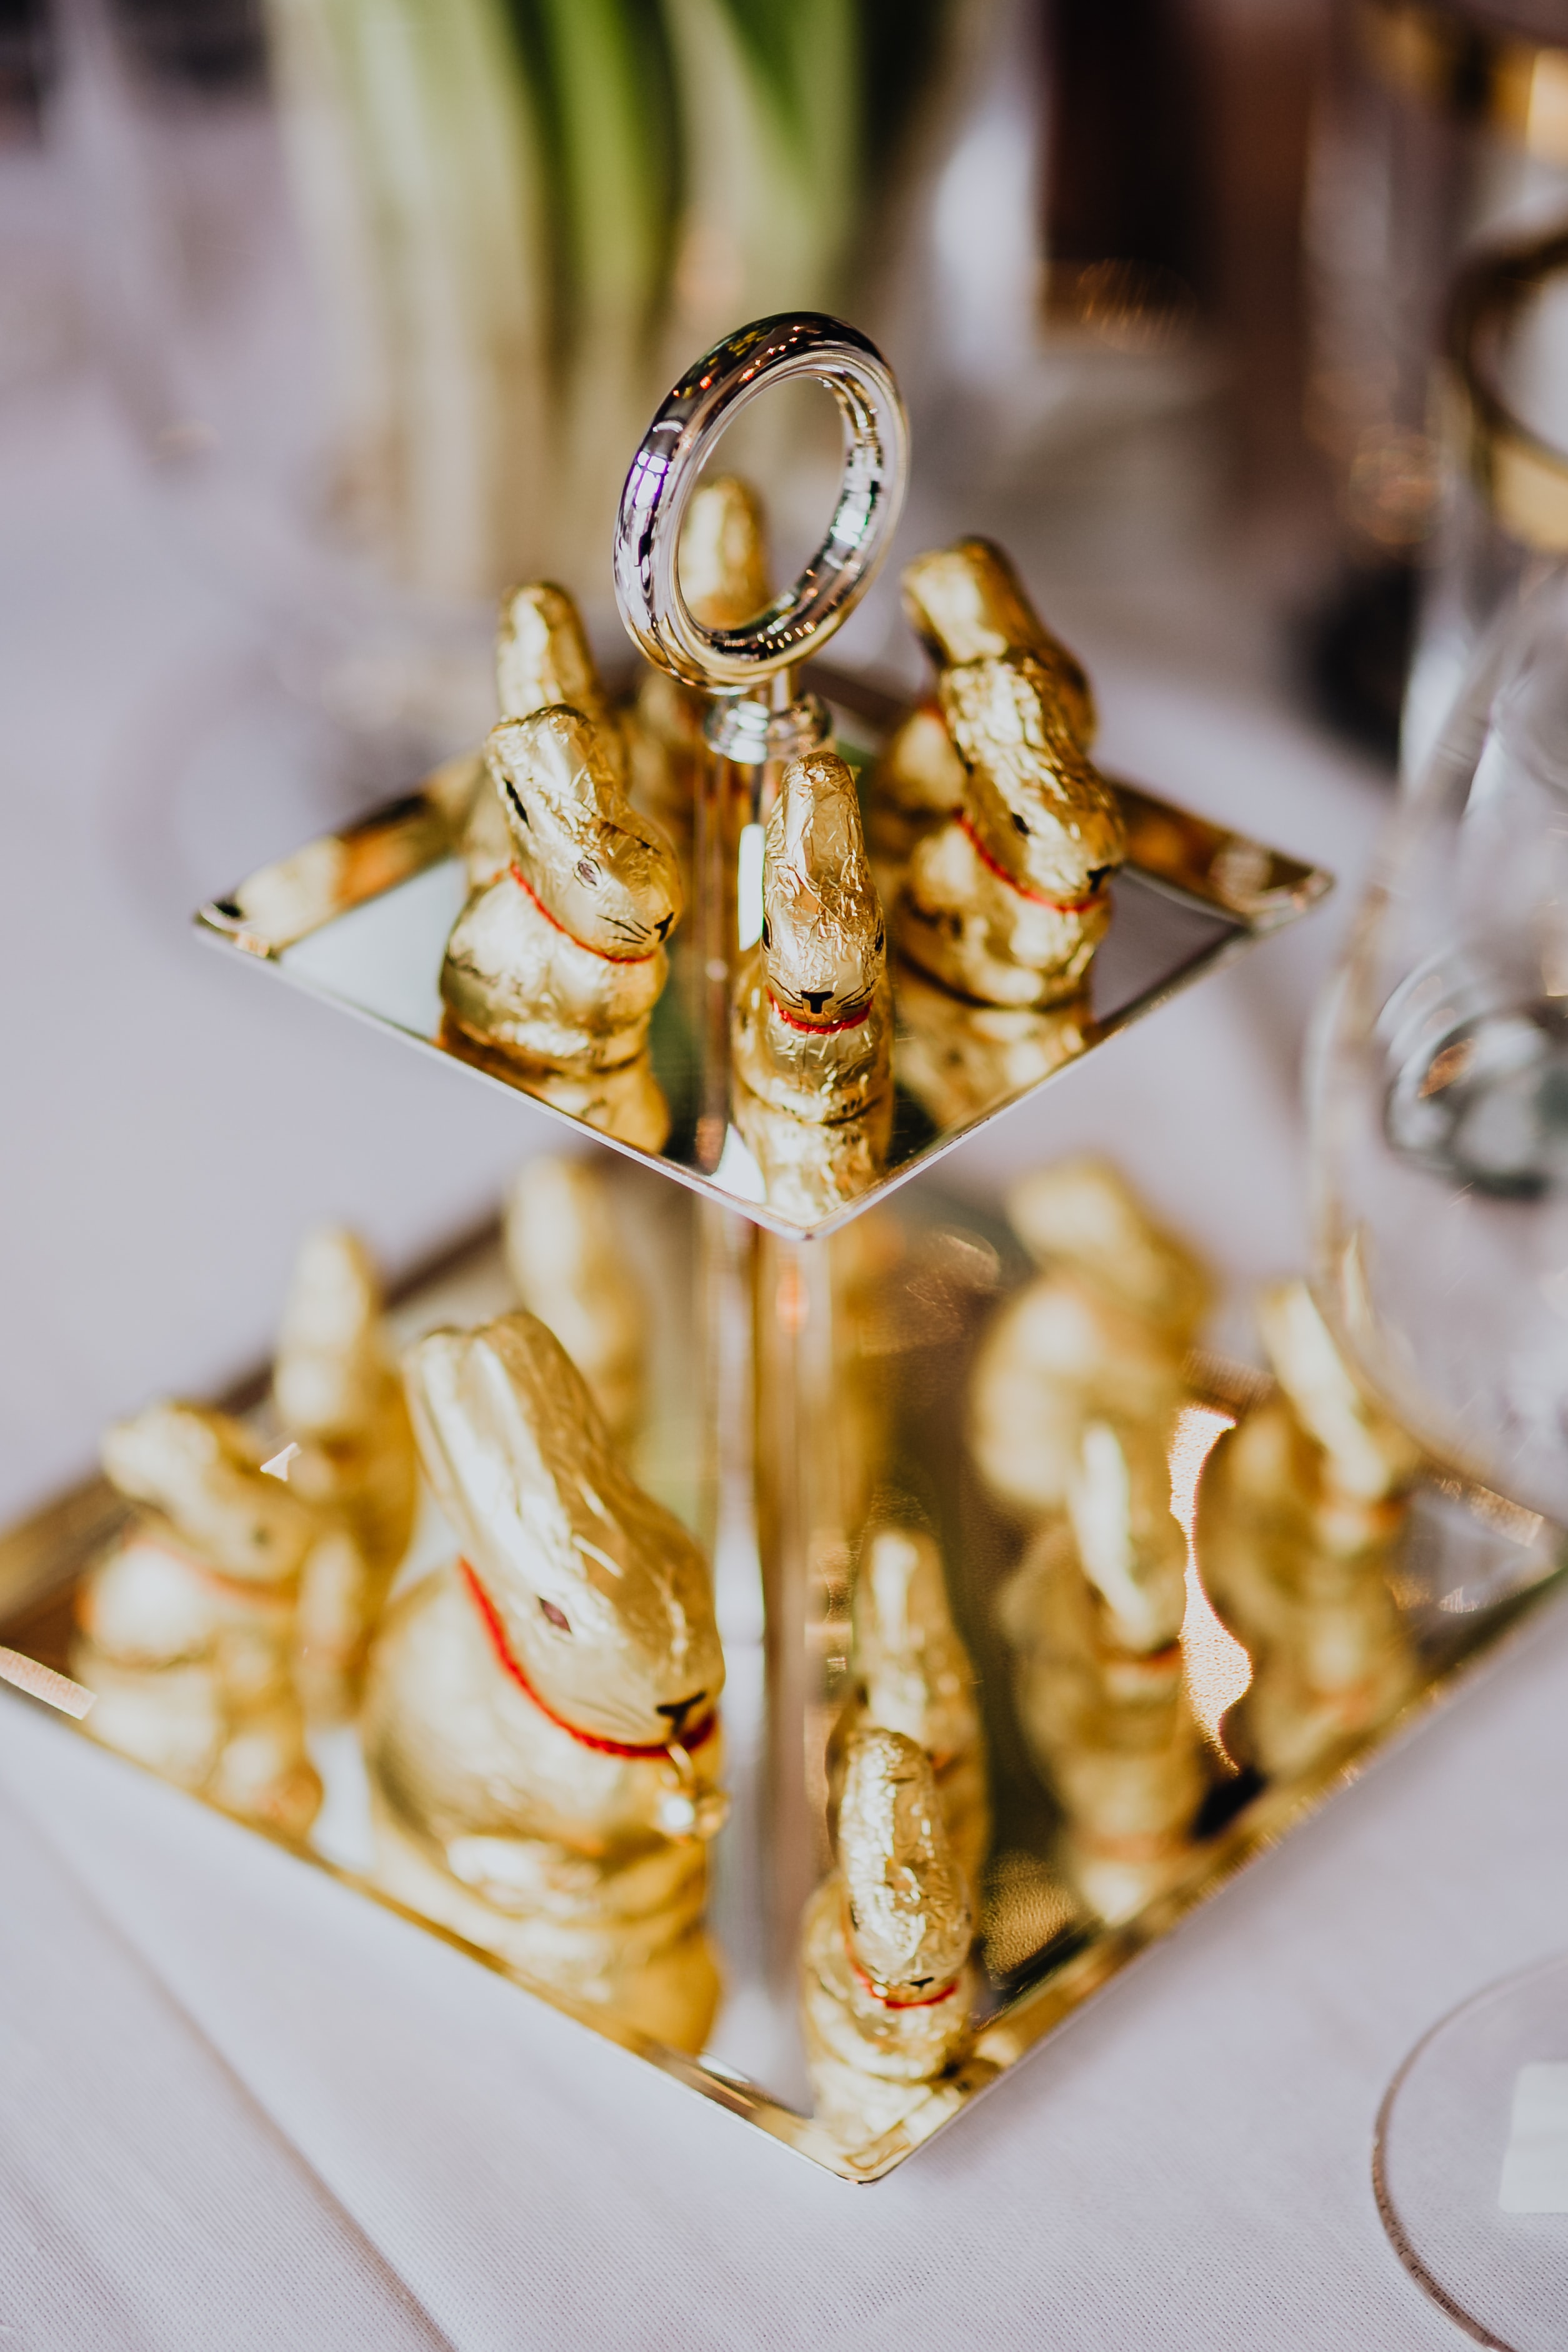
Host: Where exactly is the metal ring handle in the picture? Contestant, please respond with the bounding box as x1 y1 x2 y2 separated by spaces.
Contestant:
612 313 910 691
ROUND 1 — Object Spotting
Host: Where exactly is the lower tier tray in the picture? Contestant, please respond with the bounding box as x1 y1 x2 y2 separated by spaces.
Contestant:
0 1171 1560 2180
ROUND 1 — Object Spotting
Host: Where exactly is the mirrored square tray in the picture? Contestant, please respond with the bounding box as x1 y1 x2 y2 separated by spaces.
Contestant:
192 668 1332 1238
1 1169 1562 2181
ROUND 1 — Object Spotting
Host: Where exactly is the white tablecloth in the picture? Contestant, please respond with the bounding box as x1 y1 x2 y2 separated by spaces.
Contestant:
2 368 1549 2349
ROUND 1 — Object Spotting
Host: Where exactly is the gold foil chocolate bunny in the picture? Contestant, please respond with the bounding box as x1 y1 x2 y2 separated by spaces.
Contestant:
801 1726 975 2148
895 540 1126 1007
1199 1281 1419 1780
440 706 682 1078
969 1158 1210 1518
362 1309 727 2052
830 1512 990 1896
502 1154 647 1449
72 1404 323 1838
730 749 893 1220
999 1415 1206 1921
274 1226 418 1723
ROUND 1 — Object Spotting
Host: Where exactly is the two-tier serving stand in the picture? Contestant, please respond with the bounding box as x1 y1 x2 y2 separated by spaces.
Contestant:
1 316 1562 2179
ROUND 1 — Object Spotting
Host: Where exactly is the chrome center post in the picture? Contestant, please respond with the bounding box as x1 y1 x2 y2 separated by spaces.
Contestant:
614 316 909 1991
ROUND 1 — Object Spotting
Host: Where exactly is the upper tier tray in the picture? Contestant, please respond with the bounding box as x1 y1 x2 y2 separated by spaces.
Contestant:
195 667 1332 1238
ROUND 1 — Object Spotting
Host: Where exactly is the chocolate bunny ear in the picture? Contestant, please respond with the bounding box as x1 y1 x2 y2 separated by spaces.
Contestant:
1006 1157 1212 1341
679 474 771 630
1256 1281 1421 1505
901 539 1096 747
402 1318 597 1549
502 1156 646 1447
490 705 671 852
274 1228 398 1438
495 583 626 781
767 751 880 928
402 1310 724 1749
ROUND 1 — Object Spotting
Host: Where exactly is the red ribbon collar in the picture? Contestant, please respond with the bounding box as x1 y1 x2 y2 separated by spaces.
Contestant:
957 811 1107 917
508 863 657 968
765 988 873 1038
459 1558 715 1761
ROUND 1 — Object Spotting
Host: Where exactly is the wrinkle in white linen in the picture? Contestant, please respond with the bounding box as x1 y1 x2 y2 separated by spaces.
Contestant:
0 1769 450 2351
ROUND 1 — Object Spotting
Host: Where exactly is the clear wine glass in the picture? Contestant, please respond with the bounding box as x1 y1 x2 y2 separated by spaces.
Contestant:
1314 565 1568 1522
1312 571 1568 2343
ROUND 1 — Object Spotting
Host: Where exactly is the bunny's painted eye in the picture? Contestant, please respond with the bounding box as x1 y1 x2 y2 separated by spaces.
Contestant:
575 857 601 887
761 915 771 949
505 782 530 828
538 1597 571 1633
1012 813 1029 835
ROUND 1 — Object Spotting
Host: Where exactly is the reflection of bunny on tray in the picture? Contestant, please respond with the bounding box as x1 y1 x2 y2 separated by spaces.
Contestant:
1197 1279 1417 1783
362 1309 727 2052
273 1226 417 1726
999 1414 1207 1925
72 1403 327 1839
441 708 682 1077
827 1511 990 1901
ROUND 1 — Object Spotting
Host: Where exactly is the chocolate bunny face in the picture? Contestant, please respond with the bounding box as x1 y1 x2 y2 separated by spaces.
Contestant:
406 1312 723 1749
489 708 682 959
102 1403 316 1584
761 752 886 1026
